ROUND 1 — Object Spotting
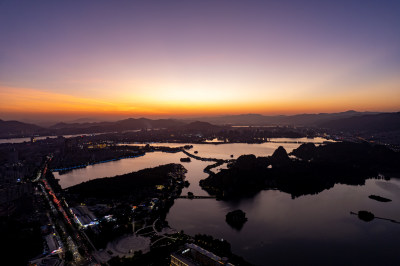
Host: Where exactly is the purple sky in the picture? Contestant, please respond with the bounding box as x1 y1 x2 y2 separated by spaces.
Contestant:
1 0 399 120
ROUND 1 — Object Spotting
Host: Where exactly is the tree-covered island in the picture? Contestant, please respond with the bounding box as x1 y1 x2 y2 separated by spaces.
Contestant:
200 142 400 199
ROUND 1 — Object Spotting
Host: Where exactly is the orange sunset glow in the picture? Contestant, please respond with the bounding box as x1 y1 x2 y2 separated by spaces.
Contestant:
1 1 399 121
1 82 399 120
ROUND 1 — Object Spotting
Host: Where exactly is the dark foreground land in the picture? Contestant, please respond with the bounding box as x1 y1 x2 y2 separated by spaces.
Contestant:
200 141 400 198
66 163 186 201
1 126 400 265
65 163 252 265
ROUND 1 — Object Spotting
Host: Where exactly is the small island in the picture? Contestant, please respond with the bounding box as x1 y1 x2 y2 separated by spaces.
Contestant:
369 195 392 202
184 180 190 187
180 157 191 162
351 210 375 222
226 210 248 230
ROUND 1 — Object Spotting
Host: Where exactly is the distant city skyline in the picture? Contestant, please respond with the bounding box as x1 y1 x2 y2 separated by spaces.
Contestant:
1 0 400 120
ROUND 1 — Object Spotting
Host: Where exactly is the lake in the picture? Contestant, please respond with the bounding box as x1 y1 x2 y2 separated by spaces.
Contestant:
54 139 400 265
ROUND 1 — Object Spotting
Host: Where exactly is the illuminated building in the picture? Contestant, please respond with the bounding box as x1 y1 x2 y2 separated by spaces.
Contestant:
170 243 234 266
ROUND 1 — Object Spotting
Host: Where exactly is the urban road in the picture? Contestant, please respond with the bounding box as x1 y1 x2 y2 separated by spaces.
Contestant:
37 156 100 266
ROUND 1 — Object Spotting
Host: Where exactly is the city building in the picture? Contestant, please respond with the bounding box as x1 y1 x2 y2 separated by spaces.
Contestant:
70 205 97 228
170 243 234 266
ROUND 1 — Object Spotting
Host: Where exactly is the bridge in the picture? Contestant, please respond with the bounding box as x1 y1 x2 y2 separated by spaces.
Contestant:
178 195 216 199
267 140 326 144
181 149 233 163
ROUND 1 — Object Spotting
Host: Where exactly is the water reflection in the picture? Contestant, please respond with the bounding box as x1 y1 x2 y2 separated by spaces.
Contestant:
55 141 400 265
122 140 306 160
56 141 307 188
167 179 400 265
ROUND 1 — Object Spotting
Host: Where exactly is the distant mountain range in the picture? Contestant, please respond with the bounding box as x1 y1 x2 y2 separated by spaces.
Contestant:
0 118 185 138
187 110 381 126
0 119 47 137
179 121 221 131
49 118 185 134
0 111 399 139
318 112 400 132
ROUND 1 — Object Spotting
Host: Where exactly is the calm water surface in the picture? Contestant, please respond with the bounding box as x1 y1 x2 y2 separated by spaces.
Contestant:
56 140 307 188
55 141 400 265
167 179 400 265
122 138 322 160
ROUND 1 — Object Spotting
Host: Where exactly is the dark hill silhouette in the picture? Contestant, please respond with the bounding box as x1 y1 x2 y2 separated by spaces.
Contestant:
270 146 291 166
49 122 103 129
1 111 396 138
48 118 185 134
0 117 187 138
189 110 379 126
180 121 221 131
50 119 224 135
318 112 400 132
0 119 47 137
115 117 183 129
1 117 224 138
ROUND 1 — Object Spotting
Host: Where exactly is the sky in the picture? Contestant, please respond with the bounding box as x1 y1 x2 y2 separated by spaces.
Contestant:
1 0 400 121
